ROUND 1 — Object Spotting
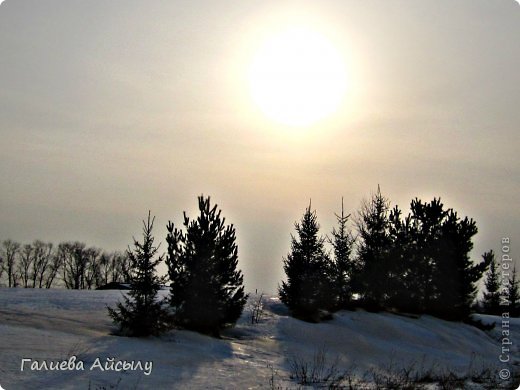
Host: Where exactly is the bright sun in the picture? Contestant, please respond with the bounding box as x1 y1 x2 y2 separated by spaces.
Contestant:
248 27 348 127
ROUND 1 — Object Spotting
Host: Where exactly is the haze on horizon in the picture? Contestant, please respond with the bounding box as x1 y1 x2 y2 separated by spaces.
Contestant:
0 0 518 293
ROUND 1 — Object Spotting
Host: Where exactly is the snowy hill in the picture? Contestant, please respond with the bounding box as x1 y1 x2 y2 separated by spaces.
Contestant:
0 289 518 389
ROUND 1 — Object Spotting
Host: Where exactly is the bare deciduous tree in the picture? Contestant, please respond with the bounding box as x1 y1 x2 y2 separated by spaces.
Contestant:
109 251 132 284
61 242 89 289
44 249 62 288
98 252 112 286
30 240 54 288
0 249 4 283
88 250 130 288
18 244 33 288
84 247 101 289
1 238 129 289
116 251 132 283
2 240 20 288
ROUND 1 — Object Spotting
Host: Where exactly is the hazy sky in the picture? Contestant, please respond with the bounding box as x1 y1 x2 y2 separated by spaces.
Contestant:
1 0 519 293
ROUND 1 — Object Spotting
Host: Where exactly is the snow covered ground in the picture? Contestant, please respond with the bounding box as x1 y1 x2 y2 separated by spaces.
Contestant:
0 288 518 389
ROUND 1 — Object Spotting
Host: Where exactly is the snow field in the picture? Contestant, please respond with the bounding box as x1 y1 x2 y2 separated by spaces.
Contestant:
0 289 518 389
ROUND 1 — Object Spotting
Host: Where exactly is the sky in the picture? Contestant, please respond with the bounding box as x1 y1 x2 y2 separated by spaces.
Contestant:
0 0 519 293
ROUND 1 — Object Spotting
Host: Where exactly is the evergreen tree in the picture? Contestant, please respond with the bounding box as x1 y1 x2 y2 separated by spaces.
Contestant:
508 267 520 317
405 198 447 313
482 251 501 315
279 203 336 321
355 186 392 310
431 210 490 320
386 204 416 312
329 198 356 309
353 193 490 319
166 196 247 336
108 212 169 337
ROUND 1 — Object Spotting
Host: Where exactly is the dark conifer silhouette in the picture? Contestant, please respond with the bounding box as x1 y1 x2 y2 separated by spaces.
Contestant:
352 190 491 319
508 267 520 317
108 212 169 337
166 196 247 336
398 198 448 313
385 204 415 312
279 203 336 321
355 186 392 310
482 251 501 315
329 198 356 309
430 210 490 319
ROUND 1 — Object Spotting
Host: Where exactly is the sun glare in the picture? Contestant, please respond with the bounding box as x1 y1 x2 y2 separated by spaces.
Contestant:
248 27 348 127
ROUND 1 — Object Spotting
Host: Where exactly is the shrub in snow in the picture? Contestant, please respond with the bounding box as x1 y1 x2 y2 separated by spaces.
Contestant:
289 346 348 387
250 293 265 324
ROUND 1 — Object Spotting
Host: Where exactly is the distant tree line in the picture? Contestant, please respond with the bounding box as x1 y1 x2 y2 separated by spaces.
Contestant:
0 240 131 289
280 186 519 321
